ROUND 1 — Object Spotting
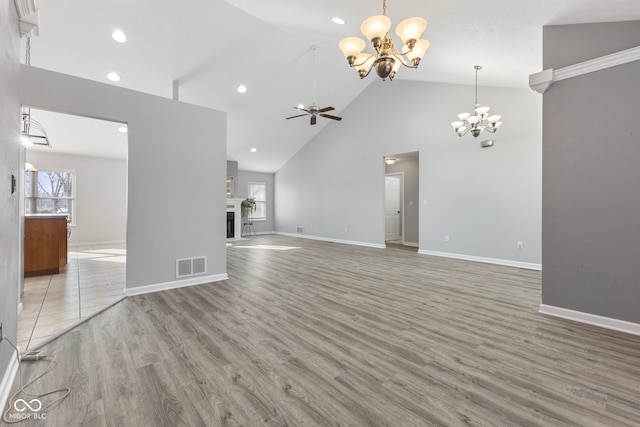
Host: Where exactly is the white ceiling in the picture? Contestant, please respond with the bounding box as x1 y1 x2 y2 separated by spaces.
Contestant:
27 109 128 160
23 0 640 171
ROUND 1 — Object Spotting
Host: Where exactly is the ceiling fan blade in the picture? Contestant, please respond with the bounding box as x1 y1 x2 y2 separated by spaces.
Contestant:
310 115 317 125
285 114 309 119
294 107 311 113
320 114 342 121
318 106 335 113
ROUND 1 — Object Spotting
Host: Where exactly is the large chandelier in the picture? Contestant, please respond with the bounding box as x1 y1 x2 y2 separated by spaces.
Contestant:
338 0 430 81
451 65 502 138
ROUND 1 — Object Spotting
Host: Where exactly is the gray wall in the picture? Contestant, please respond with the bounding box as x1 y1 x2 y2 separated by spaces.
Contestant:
20 66 227 290
0 0 20 391
542 21 640 323
236 170 275 233
26 151 127 245
543 21 640 70
385 154 419 245
275 79 542 265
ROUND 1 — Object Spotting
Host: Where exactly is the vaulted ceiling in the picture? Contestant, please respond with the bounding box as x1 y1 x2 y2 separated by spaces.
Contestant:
23 0 640 171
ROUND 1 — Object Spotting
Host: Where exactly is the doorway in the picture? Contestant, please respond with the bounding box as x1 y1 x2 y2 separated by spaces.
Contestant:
383 152 420 248
19 109 128 351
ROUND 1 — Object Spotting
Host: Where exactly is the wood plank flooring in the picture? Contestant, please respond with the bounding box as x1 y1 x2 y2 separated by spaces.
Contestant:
4 235 640 426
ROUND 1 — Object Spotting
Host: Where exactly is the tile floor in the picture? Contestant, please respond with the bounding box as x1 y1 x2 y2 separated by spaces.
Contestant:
18 243 126 351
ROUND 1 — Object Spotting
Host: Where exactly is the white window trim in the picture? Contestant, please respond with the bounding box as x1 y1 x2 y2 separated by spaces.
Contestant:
25 168 77 226
248 181 267 222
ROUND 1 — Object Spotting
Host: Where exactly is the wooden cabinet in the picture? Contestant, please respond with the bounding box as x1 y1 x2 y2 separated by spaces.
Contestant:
24 215 68 277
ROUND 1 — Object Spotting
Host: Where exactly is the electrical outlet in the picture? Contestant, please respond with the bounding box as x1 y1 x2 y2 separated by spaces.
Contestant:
517 242 523 249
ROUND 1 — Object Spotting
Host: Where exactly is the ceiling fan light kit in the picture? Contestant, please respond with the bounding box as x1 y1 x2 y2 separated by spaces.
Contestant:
338 0 430 81
286 46 343 125
451 65 503 139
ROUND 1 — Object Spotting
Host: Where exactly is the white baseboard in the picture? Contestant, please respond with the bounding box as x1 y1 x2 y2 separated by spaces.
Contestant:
539 304 640 337
125 273 228 297
0 351 20 413
418 249 542 271
276 232 385 249
403 241 419 247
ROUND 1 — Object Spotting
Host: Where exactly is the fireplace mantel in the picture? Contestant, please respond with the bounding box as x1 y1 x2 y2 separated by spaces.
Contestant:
226 198 243 239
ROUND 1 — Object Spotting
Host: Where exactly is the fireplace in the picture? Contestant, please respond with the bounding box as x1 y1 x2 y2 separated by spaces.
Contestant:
227 212 235 238
226 198 242 239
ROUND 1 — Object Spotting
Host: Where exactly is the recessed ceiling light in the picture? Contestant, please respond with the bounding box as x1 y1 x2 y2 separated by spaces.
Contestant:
107 72 121 82
237 84 247 94
250 148 257 153
332 17 345 25
297 103 305 109
112 30 127 43
118 126 128 133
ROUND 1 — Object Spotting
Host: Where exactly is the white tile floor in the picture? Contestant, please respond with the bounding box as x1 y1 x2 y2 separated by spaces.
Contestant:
18 244 126 351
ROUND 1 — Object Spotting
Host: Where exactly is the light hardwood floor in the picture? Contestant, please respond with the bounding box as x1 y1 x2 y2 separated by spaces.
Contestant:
4 235 640 426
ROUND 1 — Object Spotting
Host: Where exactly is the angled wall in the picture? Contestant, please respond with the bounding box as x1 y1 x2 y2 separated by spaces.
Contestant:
541 21 640 327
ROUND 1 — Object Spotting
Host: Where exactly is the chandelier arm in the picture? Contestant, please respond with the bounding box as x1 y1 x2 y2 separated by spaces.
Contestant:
391 52 418 69
457 127 470 137
392 44 414 57
351 55 377 67
358 61 376 79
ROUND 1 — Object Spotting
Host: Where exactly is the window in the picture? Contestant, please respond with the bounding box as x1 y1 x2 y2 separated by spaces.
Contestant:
248 182 266 221
25 170 76 225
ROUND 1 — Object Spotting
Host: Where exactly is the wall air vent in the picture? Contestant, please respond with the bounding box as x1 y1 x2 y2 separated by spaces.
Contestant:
175 256 207 279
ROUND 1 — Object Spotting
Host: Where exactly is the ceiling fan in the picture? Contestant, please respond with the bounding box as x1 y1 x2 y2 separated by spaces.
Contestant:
286 46 342 126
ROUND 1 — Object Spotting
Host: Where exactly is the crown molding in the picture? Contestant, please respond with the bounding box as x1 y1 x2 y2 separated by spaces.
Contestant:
13 0 40 37
529 45 640 94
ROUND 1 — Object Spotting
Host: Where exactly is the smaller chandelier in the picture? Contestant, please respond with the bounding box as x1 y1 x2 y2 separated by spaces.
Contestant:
451 65 503 138
338 0 430 81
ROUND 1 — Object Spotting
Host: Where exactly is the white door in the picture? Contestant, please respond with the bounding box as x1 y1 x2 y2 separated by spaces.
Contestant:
385 175 402 241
